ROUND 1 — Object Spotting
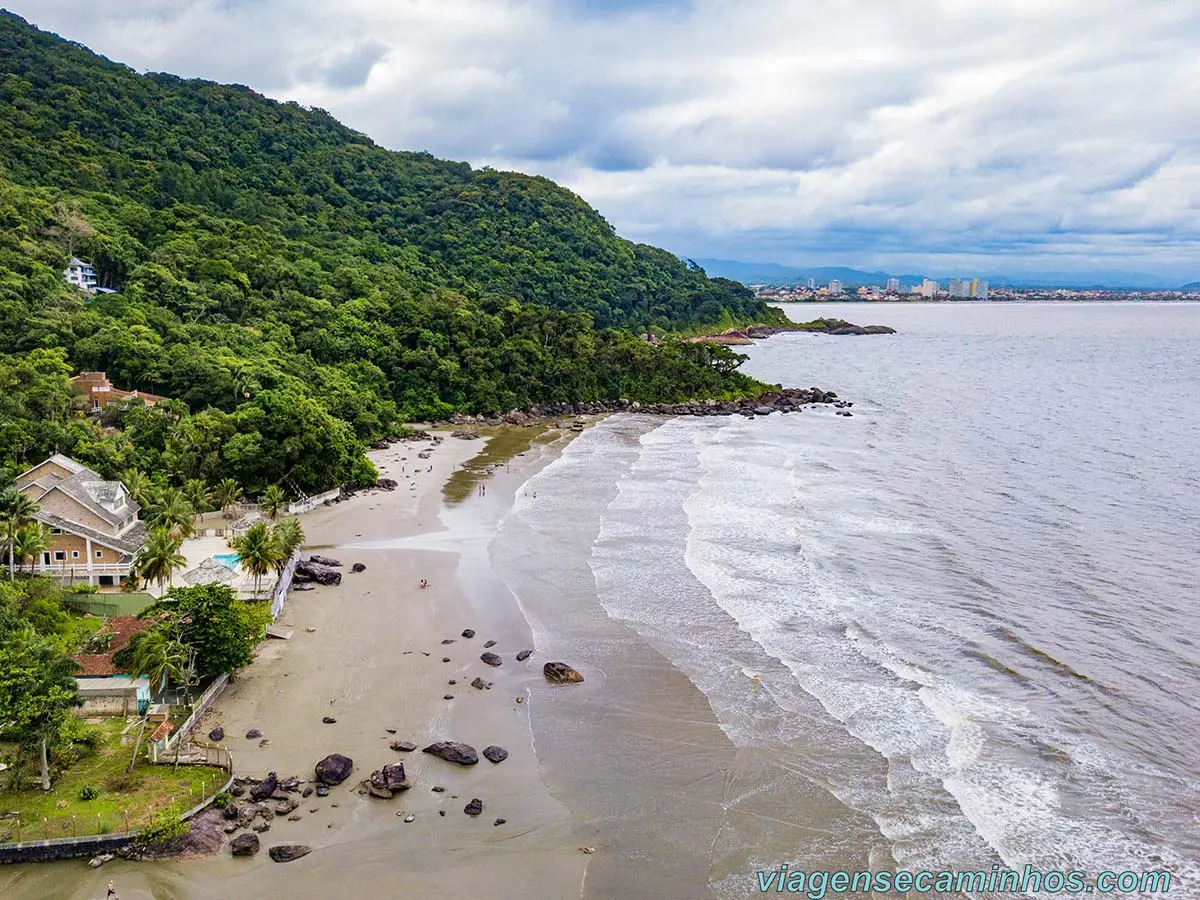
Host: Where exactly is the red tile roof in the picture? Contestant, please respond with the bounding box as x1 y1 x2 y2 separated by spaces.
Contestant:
149 720 174 742
74 615 153 677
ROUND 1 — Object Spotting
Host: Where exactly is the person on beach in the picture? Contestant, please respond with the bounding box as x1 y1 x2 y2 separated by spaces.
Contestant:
419 579 428 589
107 881 118 899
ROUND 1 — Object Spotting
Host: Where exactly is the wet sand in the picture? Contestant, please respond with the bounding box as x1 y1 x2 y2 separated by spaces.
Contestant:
0 430 587 900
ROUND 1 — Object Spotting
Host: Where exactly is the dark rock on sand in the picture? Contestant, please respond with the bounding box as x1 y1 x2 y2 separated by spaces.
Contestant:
461 628 476 639
246 729 263 739
441 638 456 645
308 555 342 567
250 772 278 801
515 650 533 662
322 716 337 724
544 662 584 684
301 786 313 798
464 798 483 817
390 740 417 752
483 640 497 648
351 562 366 573
482 746 508 764
367 762 410 796
422 741 479 766
295 559 342 586
208 727 224 742
315 785 330 798
480 652 502 667
230 832 260 857
494 818 506 826
315 753 354 786
268 844 311 863
471 677 489 690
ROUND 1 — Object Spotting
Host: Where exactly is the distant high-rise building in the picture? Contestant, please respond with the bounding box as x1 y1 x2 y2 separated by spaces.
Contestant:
828 279 843 295
947 278 963 298
807 278 816 289
970 278 989 300
886 278 900 293
916 278 939 298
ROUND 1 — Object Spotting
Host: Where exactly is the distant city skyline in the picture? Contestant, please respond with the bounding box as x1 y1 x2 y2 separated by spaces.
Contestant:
12 1 1200 283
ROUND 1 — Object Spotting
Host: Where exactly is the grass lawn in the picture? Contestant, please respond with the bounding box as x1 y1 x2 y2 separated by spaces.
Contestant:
0 719 226 843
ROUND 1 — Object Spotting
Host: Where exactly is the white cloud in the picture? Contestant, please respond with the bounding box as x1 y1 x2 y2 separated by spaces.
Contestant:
16 0 1200 280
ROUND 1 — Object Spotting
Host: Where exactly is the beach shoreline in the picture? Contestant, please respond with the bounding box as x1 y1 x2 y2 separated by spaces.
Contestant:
0 426 590 900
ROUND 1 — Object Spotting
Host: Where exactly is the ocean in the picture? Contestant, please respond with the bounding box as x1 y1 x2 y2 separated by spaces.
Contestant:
491 302 1200 898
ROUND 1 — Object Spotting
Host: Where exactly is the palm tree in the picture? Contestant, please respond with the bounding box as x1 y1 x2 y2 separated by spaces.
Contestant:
135 526 187 596
182 478 211 514
0 488 40 580
129 626 189 699
231 521 281 599
146 488 195 539
260 485 287 520
12 522 50 576
270 518 304 580
213 478 243 513
121 469 153 506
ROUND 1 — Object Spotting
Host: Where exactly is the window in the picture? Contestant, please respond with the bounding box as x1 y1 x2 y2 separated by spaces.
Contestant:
54 550 65 561
95 550 104 559
51 528 63 534
72 550 80 559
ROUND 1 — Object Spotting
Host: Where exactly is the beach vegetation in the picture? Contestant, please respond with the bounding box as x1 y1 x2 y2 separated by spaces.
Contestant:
134 527 188 596
230 522 283 599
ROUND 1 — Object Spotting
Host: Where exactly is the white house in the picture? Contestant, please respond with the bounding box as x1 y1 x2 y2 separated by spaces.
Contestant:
64 257 99 292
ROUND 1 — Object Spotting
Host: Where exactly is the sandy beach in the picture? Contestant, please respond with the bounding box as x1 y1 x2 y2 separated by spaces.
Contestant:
0 428 589 900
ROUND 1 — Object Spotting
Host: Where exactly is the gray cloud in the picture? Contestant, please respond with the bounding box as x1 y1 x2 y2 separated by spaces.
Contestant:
16 0 1200 279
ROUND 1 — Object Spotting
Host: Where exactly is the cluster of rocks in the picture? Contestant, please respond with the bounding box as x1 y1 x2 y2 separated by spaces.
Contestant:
293 555 343 587
692 319 896 344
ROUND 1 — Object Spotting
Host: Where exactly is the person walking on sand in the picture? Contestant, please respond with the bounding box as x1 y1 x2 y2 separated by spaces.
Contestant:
107 881 118 899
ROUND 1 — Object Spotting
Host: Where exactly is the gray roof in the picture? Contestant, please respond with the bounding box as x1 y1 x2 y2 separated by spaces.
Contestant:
182 557 237 586
46 471 139 530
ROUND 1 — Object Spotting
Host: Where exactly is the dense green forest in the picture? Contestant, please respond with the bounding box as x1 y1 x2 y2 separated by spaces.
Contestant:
0 11 785 495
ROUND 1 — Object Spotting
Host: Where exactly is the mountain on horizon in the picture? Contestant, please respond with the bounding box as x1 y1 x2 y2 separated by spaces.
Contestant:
693 258 1193 291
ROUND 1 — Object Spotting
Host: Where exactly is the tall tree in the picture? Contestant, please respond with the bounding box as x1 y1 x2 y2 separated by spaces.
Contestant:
134 526 187 595
0 488 39 580
129 625 189 699
231 521 281 599
12 521 50 576
270 517 304 564
0 629 80 790
259 484 287 520
145 488 195 539
213 478 243 513
140 583 268 681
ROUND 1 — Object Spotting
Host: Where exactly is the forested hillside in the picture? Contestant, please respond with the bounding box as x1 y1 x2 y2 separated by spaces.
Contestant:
0 11 784 494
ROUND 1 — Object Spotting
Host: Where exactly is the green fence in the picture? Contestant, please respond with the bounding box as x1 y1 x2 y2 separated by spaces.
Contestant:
61 592 157 618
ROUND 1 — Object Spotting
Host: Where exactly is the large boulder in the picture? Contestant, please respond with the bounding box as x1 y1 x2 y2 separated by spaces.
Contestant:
351 562 366 573
543 662 584 684
480 652 502 667
422 741 479 766
295 560 342 585
230 832 260 857
249 772 278 801
308 555 343 567
367 762 410 797
268 844 311 863
314 753 354 786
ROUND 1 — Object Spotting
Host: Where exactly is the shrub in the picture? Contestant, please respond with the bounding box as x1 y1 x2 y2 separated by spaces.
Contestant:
132 812 188 850
79 784 99 801
212 791 232 808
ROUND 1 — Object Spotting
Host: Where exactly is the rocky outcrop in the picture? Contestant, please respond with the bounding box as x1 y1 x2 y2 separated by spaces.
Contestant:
308 555 343 567
422 741 479 766
314 753 354 786
521 386 846 420
249 772 278 801
268 844 311 863
294 559 342 586
690 319 895 343
365 762 410 798
543 662 584 684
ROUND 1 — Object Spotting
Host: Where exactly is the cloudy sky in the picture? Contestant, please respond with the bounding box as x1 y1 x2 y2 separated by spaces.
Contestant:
17 0 1200 282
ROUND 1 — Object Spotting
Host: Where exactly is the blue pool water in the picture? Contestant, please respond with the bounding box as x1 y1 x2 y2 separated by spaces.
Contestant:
213 553 240 570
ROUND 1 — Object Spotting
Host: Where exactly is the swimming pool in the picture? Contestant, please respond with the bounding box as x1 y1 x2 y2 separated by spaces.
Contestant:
213 553 241 570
